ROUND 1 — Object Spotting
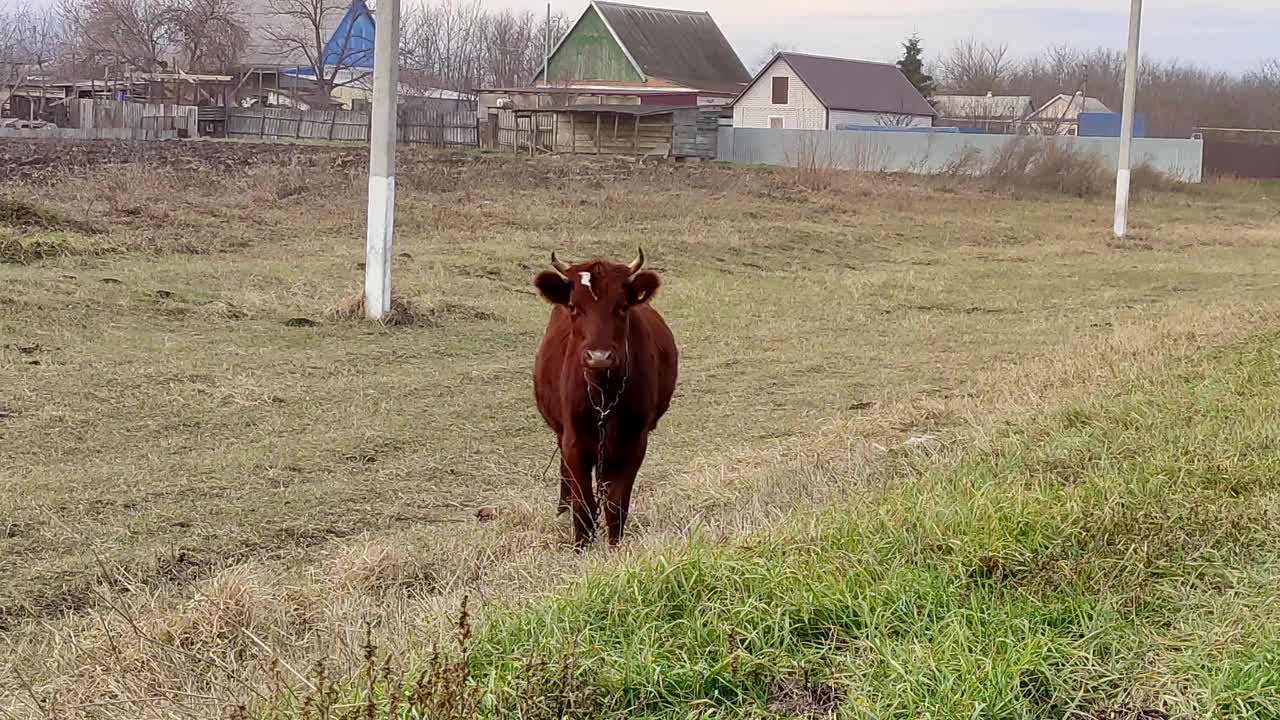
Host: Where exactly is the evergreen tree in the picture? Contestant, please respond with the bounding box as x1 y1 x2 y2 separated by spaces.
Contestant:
897 33 936 98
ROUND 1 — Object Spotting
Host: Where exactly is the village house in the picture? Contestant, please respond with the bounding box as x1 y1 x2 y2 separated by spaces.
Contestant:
932 93 1035 133
1025 92 1113 135
478 1 749 112
732 52 936 130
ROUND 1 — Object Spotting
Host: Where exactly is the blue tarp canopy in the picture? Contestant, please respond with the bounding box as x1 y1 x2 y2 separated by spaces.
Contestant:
285 0 375 76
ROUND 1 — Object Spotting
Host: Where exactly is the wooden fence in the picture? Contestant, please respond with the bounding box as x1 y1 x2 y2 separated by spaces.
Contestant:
225 106 479 147
495 110 555 154
73 99 198 137
399 108 479 147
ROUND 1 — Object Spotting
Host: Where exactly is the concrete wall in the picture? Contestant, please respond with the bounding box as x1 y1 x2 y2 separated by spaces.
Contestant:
734 58 827 130
717 127 1204 182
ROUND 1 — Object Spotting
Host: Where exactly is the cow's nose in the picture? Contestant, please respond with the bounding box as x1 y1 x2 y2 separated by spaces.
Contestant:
584 349 615 369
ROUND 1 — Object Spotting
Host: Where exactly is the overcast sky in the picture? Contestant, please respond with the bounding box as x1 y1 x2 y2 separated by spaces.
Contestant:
505 0 1279 72
22 0 1276 72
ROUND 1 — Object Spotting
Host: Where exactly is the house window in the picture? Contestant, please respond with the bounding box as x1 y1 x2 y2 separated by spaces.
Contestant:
769 116 784 129
772 77 789 105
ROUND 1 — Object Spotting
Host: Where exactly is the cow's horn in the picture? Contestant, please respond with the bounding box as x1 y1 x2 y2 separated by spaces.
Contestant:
627 247 645 276
550 251 571 277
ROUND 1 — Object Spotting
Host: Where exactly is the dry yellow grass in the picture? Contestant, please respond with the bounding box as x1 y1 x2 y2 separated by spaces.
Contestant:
1 145 1279 716
328 290 428 327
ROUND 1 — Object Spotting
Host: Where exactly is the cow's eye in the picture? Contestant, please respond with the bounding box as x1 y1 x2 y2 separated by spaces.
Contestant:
614 305 627 317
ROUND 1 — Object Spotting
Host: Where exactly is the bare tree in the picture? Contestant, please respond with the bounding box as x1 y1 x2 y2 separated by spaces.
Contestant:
170 0 247 72
933 41 1280 136
939 38 1012 94
399 0 478 95
433 0 486 93
754 41 795 72
60 0 180 71
480 8 530 88
876 112 920 128
1242 59 1280 130
59 0 246 76
265 0 371 96
2 4 66 119
1256 59 1280 84
2 5 33 88
399 0 567 94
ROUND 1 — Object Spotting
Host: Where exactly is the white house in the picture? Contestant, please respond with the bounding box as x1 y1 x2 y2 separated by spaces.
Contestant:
933 93 1034 118
1026 93 1113 135
732 52 936 130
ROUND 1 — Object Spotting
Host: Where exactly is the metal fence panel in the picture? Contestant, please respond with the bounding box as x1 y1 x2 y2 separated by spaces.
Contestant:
717 128 1204 182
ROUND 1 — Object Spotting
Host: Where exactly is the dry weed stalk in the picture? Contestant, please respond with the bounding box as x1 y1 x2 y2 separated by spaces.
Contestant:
328 291 426 327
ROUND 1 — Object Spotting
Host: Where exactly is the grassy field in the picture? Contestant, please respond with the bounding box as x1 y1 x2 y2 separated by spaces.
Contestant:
455 330 1280 719
2 141 1279 717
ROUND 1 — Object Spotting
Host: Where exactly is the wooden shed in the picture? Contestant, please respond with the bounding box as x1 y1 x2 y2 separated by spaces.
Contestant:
549 105 719 159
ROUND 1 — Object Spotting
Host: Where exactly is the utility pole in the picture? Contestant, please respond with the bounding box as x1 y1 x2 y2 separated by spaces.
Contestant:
364 0 402 321
1113 0 1143 239
544 2 551 87
1081 63 1088 109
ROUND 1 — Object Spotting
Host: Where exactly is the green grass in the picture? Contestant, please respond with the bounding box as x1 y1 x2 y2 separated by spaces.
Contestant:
2 147 1280 714
457 334 1280 719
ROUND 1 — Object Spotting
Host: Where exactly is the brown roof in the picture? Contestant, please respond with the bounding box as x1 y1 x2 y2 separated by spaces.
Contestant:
550 104 693 116
592 2 750 95
754 52 935 117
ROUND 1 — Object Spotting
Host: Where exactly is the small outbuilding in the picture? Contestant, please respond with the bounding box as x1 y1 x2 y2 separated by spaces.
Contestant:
507 104 720 159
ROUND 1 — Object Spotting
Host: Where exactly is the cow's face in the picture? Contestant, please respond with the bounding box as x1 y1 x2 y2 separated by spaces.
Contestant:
534 250 660 373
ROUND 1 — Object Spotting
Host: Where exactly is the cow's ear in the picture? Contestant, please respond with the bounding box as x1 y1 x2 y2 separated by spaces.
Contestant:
627 271 660 306
534 271 572 305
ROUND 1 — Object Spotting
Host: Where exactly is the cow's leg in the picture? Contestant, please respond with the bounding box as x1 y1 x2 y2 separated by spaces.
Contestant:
557 456 570 516
561 431 598 549
556 442 571 515
602 433 648 547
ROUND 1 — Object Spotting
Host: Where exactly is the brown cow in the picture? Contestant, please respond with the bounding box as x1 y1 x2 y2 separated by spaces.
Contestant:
532 248 678 548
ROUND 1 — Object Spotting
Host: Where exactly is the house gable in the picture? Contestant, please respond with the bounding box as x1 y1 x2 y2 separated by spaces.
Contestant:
732 56 828 130
1030 94 1112 120
532 2 748 94
539 4 644 85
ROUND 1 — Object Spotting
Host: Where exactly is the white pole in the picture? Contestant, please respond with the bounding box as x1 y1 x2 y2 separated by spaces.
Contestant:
1113 0 1142 239
365 0 402 320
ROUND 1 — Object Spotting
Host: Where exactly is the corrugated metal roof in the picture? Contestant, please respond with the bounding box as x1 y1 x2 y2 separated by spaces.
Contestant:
551 103 692 116
933 94 1034 119
759 52 936 117
591 1 750 95
482 84 702 95
1028 93 1112 120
